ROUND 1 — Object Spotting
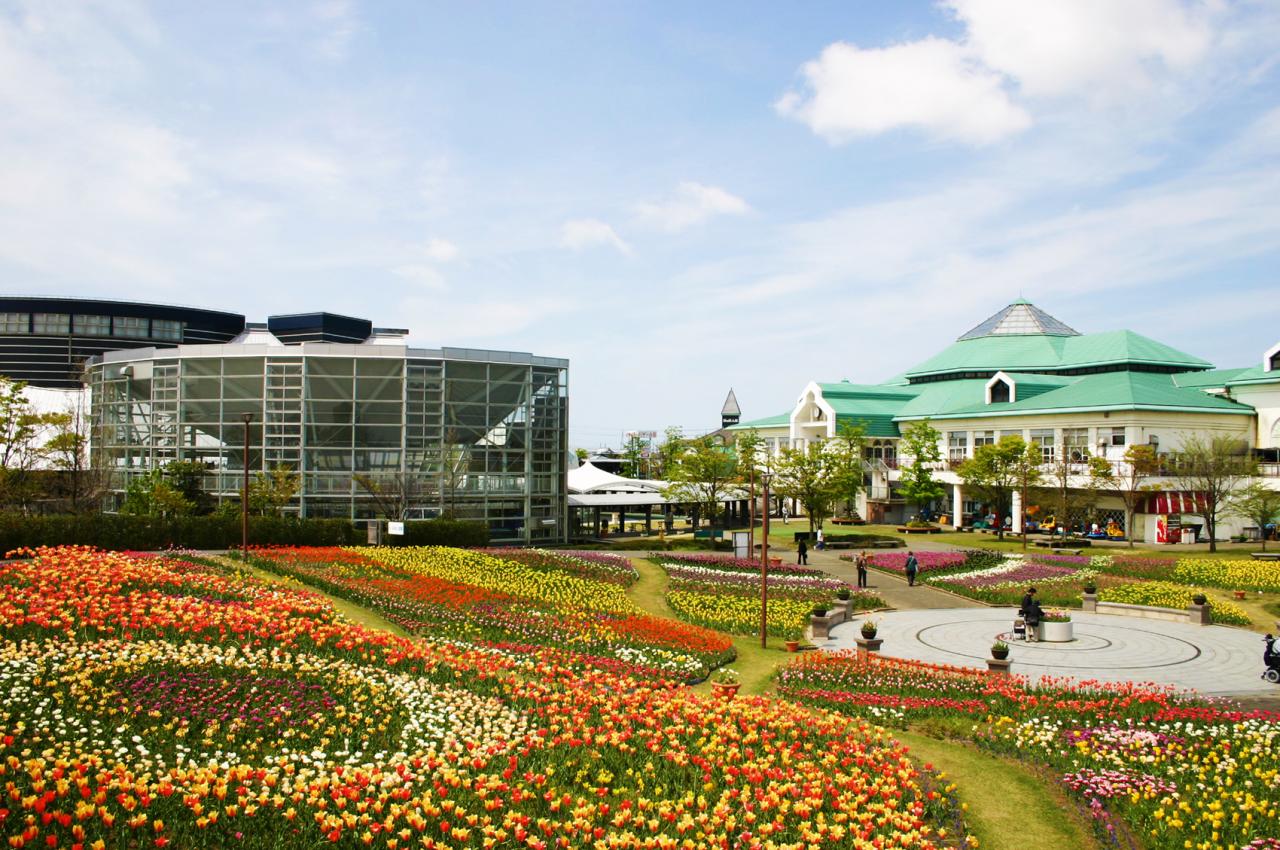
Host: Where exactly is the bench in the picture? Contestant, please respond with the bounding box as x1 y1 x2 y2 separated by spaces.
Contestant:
1251 552 1280 561
1095 601 1201 624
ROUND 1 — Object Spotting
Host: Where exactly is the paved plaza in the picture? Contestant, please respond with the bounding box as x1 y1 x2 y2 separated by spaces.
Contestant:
825 608 1277 696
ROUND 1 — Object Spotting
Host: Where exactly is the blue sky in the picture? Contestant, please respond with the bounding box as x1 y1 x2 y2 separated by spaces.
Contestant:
2 1 1279 448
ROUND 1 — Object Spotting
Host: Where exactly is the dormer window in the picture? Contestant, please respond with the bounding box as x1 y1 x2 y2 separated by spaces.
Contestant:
990 381 1010 403
1266 341 1280 372
985 371 1016 404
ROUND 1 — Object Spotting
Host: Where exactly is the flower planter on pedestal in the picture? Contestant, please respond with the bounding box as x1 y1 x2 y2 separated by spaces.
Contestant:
1039 621 1074 642
829 600 850 623
711 682 740 700
1187 602 1212 625
991 647 1009 661
1081 592 1097 613
854 636 882 657
986 657 1012 676
810 614 834 640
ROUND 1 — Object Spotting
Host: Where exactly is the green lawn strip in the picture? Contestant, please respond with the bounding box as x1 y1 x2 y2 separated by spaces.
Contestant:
208 554 410 637
893 729 1101 850
626 556 787 695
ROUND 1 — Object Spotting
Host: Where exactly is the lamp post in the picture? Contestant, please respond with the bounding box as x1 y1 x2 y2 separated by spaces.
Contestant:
748 466 755 555
760 471 772 649
241 412 252 560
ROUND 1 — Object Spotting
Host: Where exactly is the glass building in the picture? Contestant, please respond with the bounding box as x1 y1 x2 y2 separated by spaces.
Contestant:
86 317 568 544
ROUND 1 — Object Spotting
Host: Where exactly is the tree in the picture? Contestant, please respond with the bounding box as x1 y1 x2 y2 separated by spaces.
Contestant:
957 436 1040 541
355 470 433 521
40 391 107 513
896 420 945 521
249 464 301 516
1228 481 1280 551
654 426 685 480
1102 444 1160 548
620 432 648 478
772 441 838 534
1172 433 1258 552
828 422 867 519
662 435 737 529
120 460 213 518
573 447 589 464
0 376 60 511
1037 452 1114 539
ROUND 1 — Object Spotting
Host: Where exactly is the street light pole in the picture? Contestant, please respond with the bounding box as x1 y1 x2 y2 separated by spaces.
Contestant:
760 472 771 649
241 412 253 560
748 466 755 555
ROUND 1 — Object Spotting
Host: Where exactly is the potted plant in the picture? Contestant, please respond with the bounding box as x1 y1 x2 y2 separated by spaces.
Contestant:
860 619 878 640
812 604 830 618
1233 590 1247 600
711 669 740 699
1191 593 1208 606
991 640 1009 660
1082 582 1097 595
1039 610 1074 642
785 632 802 653
837 587 851 601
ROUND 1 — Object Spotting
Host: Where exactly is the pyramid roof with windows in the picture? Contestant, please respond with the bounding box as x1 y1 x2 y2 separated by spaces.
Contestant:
728 299 1257 437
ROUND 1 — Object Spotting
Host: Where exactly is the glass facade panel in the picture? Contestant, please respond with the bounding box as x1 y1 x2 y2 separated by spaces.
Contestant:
947 431 968 463
152 319 183 341
113 316 149 338
1030 428 1055 463
88 349 567 541
0 313 28 333
74 315 111 336
1064 427 1090 462
32 313 70 334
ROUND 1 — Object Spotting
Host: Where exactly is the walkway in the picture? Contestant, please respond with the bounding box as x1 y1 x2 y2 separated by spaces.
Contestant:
825 608 1276 696
803 546 983 611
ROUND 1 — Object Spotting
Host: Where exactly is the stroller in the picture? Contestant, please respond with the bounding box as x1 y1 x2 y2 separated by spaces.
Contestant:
1264 635 1280 684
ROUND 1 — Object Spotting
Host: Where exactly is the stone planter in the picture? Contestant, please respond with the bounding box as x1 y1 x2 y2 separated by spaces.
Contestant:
810 614 834 640
1187 603 1212 625
986 658 1012 676
829 600 850 622
1039 621 1074 642
855 636 882 656
1081 592 1097 613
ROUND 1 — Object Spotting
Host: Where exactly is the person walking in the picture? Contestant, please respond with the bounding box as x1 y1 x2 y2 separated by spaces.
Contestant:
816 527 825 550
797 538 808 565
904 551 919 587
856 551 869 588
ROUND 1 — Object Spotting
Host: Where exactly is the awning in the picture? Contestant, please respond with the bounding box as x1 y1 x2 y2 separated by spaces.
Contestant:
1142 491 1209 514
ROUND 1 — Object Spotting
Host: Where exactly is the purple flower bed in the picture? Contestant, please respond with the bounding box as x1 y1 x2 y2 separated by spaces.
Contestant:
656 552 825 577
117 669 337 729
943 562 1078 588
1023 552 1091 566
664 564 846 593
860 551 966 574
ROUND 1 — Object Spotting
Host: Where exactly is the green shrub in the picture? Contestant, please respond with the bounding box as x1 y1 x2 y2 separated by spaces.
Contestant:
0 513 487 552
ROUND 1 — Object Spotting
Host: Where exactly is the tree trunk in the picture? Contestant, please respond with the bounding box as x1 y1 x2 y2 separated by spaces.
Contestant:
1207 513 1216 553
1126 508 1134 548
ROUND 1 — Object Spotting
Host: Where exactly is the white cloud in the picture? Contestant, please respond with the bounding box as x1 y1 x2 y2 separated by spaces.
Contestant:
559 218 631 255
776 38 1030 145
947 0 1212 98
634 181 751 231
424 237 458 262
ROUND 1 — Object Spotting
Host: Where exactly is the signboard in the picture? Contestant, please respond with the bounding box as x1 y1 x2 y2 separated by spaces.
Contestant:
388 521 405 536
733 531 750 559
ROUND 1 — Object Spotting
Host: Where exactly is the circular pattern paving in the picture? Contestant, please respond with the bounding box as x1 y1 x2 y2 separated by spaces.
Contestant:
825 609 1275 695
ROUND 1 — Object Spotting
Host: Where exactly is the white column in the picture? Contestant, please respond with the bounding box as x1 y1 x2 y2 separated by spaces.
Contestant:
1011 489 1023 533
952 483 964 527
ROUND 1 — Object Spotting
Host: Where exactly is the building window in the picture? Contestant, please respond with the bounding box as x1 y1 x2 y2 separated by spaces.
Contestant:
973 430 995 448
74 314 111 336
1110 427 1126 447
1064 427 1089 462
1000 429 1022 442
114 317 150 338
948 431 968 463
1030 428 1055 463
990 380 1011 403
32 313 71 334
152 319 183 341
0 313 29 334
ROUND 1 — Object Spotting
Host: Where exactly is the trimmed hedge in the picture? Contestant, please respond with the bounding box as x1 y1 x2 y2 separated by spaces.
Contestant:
0 514 488 552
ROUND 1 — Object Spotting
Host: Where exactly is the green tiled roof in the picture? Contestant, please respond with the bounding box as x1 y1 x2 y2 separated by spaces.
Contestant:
817 382 919 438
1173 368 1252 388
994 372 1075 401
1223 366 1280 387
897 371 1254 420
904 329 1212 380
727 412 791 430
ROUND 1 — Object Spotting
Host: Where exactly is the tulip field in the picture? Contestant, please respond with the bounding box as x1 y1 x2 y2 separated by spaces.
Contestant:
652 553 883 637
0 545 967 850
249 546 734 683
779 651 1280 849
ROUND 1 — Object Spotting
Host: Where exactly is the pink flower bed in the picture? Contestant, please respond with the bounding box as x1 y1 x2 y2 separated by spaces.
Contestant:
862 551 966 574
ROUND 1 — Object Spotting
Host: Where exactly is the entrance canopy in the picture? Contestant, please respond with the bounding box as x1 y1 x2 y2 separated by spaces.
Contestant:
1142 491 1208 514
